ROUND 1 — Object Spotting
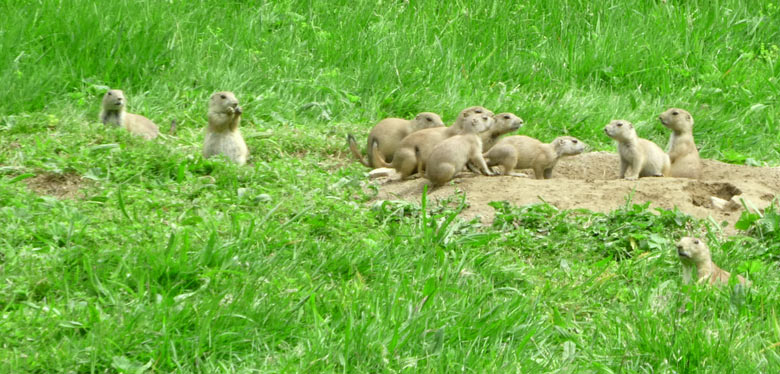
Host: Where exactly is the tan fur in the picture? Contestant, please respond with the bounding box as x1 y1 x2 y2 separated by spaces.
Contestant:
604 120 670 180
484 136 585 179
382 106 493 179
659 108 701 179
480 113 524 152
676 237 750 287
203 91 249 165
424 115 495 186
99 89 159 140
347 112 444 168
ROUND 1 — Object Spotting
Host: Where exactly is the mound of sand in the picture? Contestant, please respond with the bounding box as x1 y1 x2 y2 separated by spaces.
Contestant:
374 152 779 234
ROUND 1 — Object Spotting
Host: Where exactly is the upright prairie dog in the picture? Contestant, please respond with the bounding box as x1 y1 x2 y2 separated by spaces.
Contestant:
99 89 160 140
479 113 524 152
203 91 249 165
424 114 495 186
378 106 493 179
676 237 749 286
658 108 701 179
347 112 444 168
604 120 670 180
484 136 585 179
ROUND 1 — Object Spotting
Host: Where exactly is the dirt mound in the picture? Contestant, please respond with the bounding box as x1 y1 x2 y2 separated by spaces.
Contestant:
374 152 779 234
25 172 85 199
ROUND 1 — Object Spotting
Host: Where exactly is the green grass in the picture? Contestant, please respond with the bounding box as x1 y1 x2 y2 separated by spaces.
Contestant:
1 0 780 372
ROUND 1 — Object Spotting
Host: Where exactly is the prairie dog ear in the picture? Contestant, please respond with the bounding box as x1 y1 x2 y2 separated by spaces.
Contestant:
687 114 692 121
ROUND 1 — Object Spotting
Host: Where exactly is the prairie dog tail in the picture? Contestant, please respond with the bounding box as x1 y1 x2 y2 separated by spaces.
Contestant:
371 139 391 168
347 134 370 167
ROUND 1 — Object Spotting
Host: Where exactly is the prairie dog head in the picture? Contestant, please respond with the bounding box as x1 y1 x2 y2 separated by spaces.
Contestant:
411 112 445 130
102 89 126 111
209 91 242 115
552 136 586 157
676 237 712 266
604 120 637 142
454 106 493 130
492 113 524 133
462 112 494 134
658 108 693 133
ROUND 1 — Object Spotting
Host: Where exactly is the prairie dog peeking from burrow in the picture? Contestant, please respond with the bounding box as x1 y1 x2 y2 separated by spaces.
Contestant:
676 237 750 287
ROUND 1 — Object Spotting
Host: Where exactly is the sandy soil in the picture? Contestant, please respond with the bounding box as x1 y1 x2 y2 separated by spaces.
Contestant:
373 152 779 234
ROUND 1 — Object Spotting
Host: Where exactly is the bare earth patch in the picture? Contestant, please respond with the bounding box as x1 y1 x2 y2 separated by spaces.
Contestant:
25 172 85 199
374 152 780 234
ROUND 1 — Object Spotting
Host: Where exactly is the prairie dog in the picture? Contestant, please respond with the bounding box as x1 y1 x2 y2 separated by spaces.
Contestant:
424 114 495 186
379 106 493 179
99 89 160 140
347 112 444 168
480 113 524 152
203 91 249 165
676 237 749 286
484 136 585 179
604 120 670 180
658 108 701 179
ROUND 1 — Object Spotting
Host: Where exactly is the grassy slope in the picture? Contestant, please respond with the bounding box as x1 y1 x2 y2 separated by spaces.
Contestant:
0 0 779 372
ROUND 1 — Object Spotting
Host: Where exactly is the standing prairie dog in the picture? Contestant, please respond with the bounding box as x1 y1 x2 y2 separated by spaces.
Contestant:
424 114 495 186
676 237 750 286
658 108 701 179
99 89 160 140
347 112 444 168
604 120 670 180
203 91 249 165
377 106 493 179
484 136 585 179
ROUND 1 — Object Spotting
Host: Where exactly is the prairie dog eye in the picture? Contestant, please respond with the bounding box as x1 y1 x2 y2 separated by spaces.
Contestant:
220 94 227 99
693 239 700 245
572 139 578 144
426 117 432 122
616 122 623 127
474 109 483 114
672 111 679 116
503 115 510 119
107 92 112 96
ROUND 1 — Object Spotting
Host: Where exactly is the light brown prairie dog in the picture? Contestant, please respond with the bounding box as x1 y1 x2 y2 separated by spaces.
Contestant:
424 114 496 186
480 113 524 152
99 89 160 140
676 237 749 286
347 112 444 168
604 120 670 180
378 106 493 179
658 108 701 179
484 136 585 179
203 91 249 165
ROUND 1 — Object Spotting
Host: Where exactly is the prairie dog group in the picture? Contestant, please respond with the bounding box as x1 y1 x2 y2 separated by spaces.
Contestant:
347 112 444 168
202 91 249 165
676 237 749 286
659 108 701 179
424 114 495 186
381 106 493 179
604 120 670 180
484 136 585 179
100 89 160 140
